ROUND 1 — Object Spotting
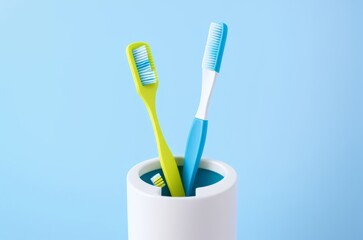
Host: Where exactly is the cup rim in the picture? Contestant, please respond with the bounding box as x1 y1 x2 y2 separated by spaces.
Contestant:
127 156 237 199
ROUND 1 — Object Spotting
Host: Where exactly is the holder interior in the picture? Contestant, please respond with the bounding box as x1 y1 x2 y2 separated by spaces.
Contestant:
140 166 223 197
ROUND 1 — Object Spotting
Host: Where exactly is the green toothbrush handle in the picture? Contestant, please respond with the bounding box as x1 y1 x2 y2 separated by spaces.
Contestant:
145 101 185 197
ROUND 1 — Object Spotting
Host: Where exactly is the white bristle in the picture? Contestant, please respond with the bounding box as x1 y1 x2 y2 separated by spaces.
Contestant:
132 45 156 86
150 173 161 182
151 173 165 188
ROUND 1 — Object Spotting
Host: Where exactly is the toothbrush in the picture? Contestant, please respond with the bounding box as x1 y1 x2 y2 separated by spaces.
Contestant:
126 42 185 197
150 173 166 188
182 22 228 196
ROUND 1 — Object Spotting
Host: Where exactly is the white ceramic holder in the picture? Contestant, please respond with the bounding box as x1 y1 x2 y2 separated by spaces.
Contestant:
127 156 237 240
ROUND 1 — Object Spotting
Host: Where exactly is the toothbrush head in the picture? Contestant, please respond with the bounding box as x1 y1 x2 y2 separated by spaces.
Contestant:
126 42 159 93
150 173 166 188
202 22 228 73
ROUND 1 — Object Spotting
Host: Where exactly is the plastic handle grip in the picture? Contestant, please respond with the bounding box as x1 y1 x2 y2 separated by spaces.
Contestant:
182 118 208 196
146 100 185 197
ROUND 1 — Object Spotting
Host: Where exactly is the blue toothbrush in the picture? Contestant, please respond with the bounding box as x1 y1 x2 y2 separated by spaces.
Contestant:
182 22 228 196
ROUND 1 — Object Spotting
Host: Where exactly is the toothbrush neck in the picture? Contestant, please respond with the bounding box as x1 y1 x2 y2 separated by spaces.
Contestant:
195 69 218 120
145 100 168 148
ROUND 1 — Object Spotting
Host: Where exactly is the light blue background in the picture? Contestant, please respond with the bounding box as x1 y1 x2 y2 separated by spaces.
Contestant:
1 0 362 239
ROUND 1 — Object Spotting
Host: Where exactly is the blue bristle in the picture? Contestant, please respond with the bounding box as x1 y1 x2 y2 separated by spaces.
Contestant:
132 45 156 86
202 22 228 73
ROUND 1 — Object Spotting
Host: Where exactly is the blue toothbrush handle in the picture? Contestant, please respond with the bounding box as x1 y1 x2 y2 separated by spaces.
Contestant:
182 118 208 196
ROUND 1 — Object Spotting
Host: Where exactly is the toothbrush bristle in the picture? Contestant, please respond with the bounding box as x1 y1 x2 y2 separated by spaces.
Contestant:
151 173 166 188
132 45 156 86
202 22 228 73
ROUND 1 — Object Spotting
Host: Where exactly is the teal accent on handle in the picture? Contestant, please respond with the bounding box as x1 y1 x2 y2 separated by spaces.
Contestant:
182 118 208 196
214 23 228 73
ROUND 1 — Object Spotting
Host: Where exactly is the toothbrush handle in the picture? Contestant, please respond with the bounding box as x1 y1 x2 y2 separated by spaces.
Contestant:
182 118 208 196
146 101 185 197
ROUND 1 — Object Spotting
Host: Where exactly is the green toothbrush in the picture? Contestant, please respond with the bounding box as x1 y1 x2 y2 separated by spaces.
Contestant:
126 42 185 197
